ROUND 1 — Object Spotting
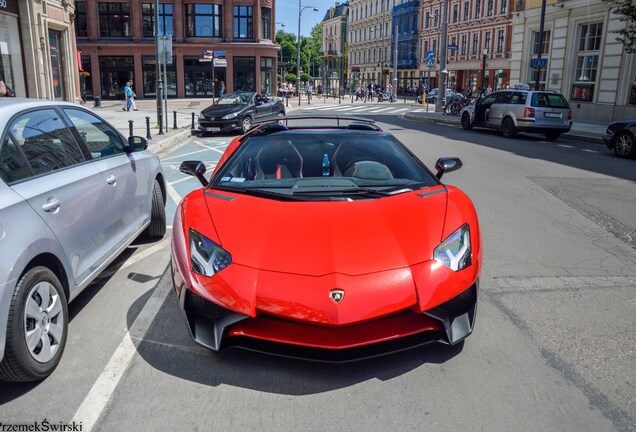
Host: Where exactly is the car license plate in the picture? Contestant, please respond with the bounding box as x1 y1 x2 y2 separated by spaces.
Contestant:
544 112 562 118
206 127 221 132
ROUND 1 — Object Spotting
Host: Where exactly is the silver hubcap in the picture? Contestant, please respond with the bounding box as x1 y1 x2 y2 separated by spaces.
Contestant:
616 134 632 155
243 119 251 130
24 281 64 363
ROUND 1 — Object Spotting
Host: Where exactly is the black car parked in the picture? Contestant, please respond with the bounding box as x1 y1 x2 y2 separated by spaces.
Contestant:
603 120 636 158
196 92 286 135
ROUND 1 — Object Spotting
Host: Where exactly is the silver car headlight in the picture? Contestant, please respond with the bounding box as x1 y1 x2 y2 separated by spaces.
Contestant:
434 224 471 271
198 113 206 120
223 112 239 120
189 229 232 277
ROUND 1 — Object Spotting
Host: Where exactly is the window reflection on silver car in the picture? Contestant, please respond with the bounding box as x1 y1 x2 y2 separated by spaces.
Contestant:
0 99 166 382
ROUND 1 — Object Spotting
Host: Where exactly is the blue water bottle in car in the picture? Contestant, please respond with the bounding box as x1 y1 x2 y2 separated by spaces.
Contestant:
322 153 330 176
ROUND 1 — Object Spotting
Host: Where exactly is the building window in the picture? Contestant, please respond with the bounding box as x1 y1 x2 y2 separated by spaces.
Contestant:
76 2 88 37
474 0 481 19
463 1 469 21
571 23 602 101
578 23 603 51
425 12 430 29
186 4 222 37
142 56 176 98
472 32 479 55
453 4 458 23
234 6 253 39
497 29 505 53
99 3 131 37
261 8 272 39
142 3 174 37
487 0 494 16
461 34 467 55
433 10 439 27
484 31 491 52
532 30 551 55
500 0 508 14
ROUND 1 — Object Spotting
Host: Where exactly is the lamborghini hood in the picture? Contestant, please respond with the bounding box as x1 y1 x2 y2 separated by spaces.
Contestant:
204 187 448 276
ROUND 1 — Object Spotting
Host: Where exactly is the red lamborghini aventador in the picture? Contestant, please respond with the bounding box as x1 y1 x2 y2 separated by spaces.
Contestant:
171 117 482 361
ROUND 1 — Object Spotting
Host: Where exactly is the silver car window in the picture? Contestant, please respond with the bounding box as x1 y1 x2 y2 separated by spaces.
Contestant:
0 134 31 183
63 108 125 159
8 108 85 177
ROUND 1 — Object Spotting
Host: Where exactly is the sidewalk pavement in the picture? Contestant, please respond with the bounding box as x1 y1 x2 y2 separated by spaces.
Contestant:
402 103 607 143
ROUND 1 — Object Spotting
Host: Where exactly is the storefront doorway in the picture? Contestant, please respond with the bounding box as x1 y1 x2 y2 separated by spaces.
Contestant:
99 56 133 99
48 29 66 100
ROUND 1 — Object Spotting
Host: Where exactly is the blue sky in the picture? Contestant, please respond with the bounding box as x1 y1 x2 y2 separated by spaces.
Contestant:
275 0 325 38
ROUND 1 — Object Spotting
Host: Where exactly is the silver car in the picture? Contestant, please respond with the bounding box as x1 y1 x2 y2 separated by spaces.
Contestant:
461 88 572 141
0 99 166 382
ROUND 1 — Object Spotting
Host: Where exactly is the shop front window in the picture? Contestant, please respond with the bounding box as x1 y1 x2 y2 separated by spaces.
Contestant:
260 57 275 96
142 56 176 98
234 57 255 91
99 56 134 99
49 30 66 100
571 23 602 102
0 13 25 97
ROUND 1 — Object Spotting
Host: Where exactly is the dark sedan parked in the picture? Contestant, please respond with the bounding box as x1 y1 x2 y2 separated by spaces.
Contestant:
603 120 636 158
196 92 286 135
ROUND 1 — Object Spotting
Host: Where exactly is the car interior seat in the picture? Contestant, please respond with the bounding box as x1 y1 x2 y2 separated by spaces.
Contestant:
254 140 303 179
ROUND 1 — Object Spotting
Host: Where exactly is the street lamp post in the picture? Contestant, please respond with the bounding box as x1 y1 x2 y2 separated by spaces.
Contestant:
481 48 488 95
436 0 449 112
297 2 318 106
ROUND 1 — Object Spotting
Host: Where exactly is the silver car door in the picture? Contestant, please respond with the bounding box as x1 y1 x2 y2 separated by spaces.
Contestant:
63 108 149 248
7 108 112 287
488 92 510 127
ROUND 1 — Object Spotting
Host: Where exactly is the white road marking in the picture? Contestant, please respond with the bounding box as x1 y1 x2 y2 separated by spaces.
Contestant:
194 140 227 153
166 179 184 205
557 144 575 148
71 255 173 432
120 238 170 272
161 147 213 161
581 149 600 153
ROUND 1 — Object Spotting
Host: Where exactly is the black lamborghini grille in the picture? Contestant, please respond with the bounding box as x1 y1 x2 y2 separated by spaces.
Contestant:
185 290 234 320
438 284 477 314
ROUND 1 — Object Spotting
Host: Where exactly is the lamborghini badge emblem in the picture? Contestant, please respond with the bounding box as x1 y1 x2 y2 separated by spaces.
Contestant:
330 289 345 304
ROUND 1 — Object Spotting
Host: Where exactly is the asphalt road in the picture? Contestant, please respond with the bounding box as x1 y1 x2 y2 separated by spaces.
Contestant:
1 104 634 432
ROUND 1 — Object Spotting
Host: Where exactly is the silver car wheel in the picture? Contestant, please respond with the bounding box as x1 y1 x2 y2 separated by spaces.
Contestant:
24 281 65 363
614 131 633 157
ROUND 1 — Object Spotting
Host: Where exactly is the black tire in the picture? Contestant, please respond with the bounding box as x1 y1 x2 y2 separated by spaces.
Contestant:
612 130 636 158
502 117 517 138
461 112 473 130
241 116 253 133
144 179 166 239
0 267 68 382
450 103 461 116
545 131 562 141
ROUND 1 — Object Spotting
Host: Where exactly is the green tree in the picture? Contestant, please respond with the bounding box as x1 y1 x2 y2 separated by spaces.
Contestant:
285 74 297 84
605 0 636 53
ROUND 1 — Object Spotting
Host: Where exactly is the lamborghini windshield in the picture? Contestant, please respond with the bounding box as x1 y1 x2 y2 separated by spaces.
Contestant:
211 130 438 201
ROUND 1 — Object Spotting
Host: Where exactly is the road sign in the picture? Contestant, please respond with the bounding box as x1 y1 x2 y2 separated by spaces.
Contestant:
213 50 226 58
425 50 435 68
531 58 548 68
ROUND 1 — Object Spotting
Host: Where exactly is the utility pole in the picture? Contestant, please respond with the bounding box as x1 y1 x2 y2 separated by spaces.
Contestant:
154 0 163 126
392 0 398 102
535 0 547 90
436 0 449 112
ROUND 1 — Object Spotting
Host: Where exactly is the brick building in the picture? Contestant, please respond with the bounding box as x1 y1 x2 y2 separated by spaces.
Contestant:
75 0 278 100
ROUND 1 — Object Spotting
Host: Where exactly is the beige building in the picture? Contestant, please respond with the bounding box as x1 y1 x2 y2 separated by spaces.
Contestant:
1 0 81 102
511 0 636 122
320 2 348 95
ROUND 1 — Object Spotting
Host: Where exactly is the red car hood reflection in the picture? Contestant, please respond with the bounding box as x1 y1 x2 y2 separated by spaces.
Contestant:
205 187 447 276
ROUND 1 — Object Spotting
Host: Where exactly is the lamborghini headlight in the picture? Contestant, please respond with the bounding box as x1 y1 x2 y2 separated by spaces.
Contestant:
189 229 232 277
434 224 471 271
222 112 239 120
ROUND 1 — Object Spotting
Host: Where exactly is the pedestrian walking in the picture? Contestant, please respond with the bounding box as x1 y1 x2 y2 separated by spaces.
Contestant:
306 82 312 104
122 81 135 111
220 81 225 97
129 80 138 110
